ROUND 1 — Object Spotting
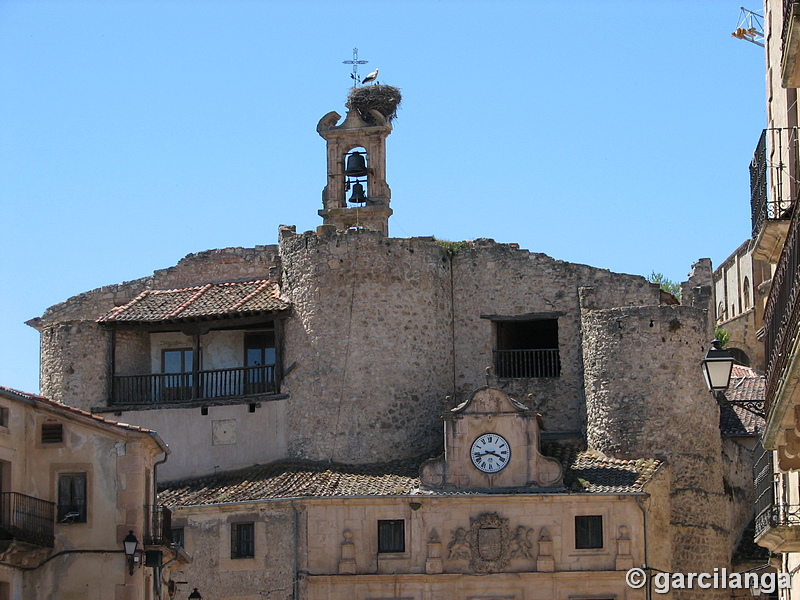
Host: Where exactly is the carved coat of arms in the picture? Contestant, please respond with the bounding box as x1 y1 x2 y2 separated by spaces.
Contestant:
467 512 511 572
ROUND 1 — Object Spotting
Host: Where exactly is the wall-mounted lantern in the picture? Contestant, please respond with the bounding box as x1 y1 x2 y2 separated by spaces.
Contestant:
701 339 735 394
122 530 139 576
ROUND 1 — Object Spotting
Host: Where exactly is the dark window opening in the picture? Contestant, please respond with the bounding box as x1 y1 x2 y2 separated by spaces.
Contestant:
231 522 255 559
58 473 87 523
575 515 603 549
378 519 405 553
245 332 276 395
171 527 185 549
162 348 194 402
41 423 63 444
494 319 561 378
0 407 8 428
728 347 751 367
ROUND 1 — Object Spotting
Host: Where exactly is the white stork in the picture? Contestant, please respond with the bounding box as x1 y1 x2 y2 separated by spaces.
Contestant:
361 68 379 85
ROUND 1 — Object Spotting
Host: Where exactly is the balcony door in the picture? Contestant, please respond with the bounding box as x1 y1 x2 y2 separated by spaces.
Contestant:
245 332 275 395
162 348 194 402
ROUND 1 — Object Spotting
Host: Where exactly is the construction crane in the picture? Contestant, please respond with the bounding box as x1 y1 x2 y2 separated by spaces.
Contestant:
732 6 765 47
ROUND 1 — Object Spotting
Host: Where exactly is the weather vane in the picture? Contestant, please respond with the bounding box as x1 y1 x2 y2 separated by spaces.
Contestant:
343 48 368 88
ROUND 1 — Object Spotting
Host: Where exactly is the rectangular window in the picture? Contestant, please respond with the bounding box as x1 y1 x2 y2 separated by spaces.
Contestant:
171 527 185 549
244 331 276 395
0 407 8 428
575 515 603 549
494 319 561 378
58 473 87 523
378 519 405 553
41 423 63 444
161 348 194 402
231 522 255 559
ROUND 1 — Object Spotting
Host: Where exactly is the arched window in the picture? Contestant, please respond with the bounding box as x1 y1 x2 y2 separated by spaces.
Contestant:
718 302 725 319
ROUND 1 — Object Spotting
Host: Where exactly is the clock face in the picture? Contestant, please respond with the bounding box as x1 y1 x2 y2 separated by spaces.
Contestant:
470 433 511 473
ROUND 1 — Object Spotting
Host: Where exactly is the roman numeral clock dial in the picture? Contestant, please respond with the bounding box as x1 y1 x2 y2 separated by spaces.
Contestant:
470 433 511 473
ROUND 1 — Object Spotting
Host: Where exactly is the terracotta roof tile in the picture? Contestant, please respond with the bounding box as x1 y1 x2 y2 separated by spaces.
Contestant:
158 441 663 507
719 365 765 436
98 280 288 323
0 385 165 444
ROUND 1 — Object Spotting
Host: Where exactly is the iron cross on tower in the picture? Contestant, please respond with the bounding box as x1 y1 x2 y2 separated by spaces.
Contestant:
343 48 368 87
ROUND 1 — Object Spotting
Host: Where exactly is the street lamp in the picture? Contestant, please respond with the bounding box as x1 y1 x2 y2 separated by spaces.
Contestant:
701 339 735 395
188 589 202 600
122 530 139 576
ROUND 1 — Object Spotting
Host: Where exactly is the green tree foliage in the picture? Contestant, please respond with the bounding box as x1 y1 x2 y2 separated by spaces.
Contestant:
714 326 730 347
648 271 681 300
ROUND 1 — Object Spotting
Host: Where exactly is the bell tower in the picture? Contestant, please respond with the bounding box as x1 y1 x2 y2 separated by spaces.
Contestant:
317 85 400 235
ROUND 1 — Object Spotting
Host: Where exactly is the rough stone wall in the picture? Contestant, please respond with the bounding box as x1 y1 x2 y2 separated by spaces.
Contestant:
166 503 299 600
722 437 758 561
33 246 279 405
39 321 110 411
451 240 660 433
581 298 730 599
279 227 454 463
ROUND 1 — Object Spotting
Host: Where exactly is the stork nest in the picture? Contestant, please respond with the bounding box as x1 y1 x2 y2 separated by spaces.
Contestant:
347 85 402 124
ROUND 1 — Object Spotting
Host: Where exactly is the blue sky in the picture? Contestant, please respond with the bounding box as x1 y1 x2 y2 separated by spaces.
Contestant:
0 1 766 394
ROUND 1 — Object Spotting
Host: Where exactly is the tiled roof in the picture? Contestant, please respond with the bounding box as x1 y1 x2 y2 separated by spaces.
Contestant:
720 365 765 436
158 457 422 507
98 280 288 323
158 442 663 507
542 440 663 494
0 386 168 451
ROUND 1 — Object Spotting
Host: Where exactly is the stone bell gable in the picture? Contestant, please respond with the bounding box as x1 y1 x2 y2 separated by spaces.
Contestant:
420 387 563 490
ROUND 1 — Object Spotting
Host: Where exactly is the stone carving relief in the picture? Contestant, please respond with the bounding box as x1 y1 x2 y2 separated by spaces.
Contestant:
447 513 537 573
508 525 534 559
447 527 471 560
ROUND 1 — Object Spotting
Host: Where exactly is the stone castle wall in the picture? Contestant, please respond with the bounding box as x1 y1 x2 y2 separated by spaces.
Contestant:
278 227 455 463
580 298 730 598
452 240 660 433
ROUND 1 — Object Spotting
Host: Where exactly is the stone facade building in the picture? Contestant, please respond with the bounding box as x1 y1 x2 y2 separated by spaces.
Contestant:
23 87 764 599
751 0 800 597
713 239 770 370
0 385 169 600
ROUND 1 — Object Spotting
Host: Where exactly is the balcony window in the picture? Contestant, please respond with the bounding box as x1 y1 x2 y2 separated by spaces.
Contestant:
494 319 561 378
57 473 86 523
244 332 276 395
378 519 405 553
171 527 184 549
231 522 255 559
162 348 194 402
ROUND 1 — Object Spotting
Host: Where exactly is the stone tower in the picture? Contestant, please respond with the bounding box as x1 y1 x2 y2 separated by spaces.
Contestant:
316 88 396 235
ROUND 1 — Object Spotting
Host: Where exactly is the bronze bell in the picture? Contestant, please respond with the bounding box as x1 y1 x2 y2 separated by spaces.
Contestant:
344 152 368 177
348 182 367 204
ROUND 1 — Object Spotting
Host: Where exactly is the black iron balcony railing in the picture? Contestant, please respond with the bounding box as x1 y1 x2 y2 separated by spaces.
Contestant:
756 503 800 540
111 364 277 405
754 444 776 539
751 128 798 238
493 349 561 378
785 0 800 46
0 492 55 548
145 505 172 547
763 192 800 418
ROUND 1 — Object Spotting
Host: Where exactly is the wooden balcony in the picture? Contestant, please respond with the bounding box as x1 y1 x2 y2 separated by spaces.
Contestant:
111 364 277 405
